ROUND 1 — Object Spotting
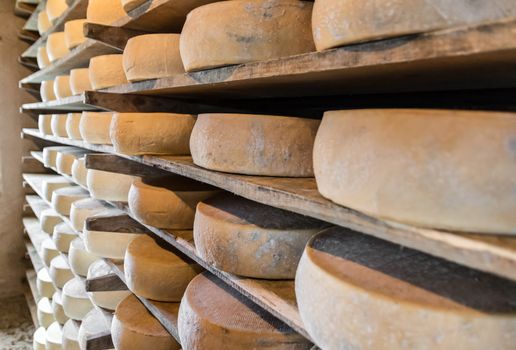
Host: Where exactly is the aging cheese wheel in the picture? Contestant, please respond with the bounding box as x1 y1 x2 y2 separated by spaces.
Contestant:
41 79 56 102
312 0 516 51
52 291 69 325
65 19 87 49
194 193 327 279
40 209 64 235
87 169 140 202
313 109 516 234
33 326 47 350
43 146 77 169
49 255 74 289
112 294 180 350
53 222 78 253
62 319 80 350
46 0 68 22
78 309 115 350
38 10 51 35
62 277 94 321
128 177 217 229
180 0 315 71
296 227 516 350
86 0 125 25
47 32 70 62
69 238 98 277
70 68 93 95
46 321 64 350
179 272 311 349
71 158 88 188
111 113 195 155
43 177 73 202
87 259 131 310
37 268 56 299
56 149 88 176
191 113 319 176
37 297 55 328
51 186 90 215
79 112 113 144
66 113 82 140
120 0 147 12
41 238 60 267
50 113 69 137
37 46 50 69
54 75 73 99
38 114 53 135
123 34 184 82
125 235 201 301
70 199 111 232
89 54 128 90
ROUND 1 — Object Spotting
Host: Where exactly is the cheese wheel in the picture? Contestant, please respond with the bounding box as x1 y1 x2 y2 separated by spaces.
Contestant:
70 198 111 232
111 113 195 155
313 109 516 234
54 75 73 99
69 238 98 277
86 0 125 25
37 268 56 299
66 113 83 140
79 112 113 144
56 149 88 176
87 169 140 202
194 193 327 279
53 222 78 253
37 297 56 328
112 294 180 350
123 34 184 82
52 291 69 325
43 178 73 202
34 327 47 350
43 146 77 169
71 158 88 188
62 277 94 321
49 255 74 289
89 54 128 90
65 19 87 49
41 238 60 267
50 113 69 137
41 80 56 102
51 186 90 216
191 114 319 176
78 309 114 350
38 114 53 136
40 209 64 235
47 32 70 62
296 227 516 350
47 0 68 22
46 321 63 350
37 46 51 69
179 0 315 71
120 0 147 12
179 272 311 349
38 10 51 35
62 319 80 350
125 235 202 301
70 68 93 96
87 259 131 310
128 177 217 230
312 0 516 51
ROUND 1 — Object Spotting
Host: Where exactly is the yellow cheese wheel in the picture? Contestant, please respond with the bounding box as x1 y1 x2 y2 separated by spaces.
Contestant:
87 259 131 310
37 268 56 299
53 222 78 253
89 54 128 90
79 112 113 144
46 0 68 22
46 321 63 350
70 198 112 232
37 297 56 328
70 68 92 95
49 255 74 289
86 169 140 202
37 46 50 69
50 113 69 137
47 32 70 62
52 290 69 325
41 79 56 102
71 158 88 188
62 319 80 350
42 177 73 202
38 114 53 135
66 113 82 140
86 0 125 25
38 10 51 35
41 238 60 267
64 19 87 49
62 277 94 321
54 75 73 99
68 238 98 277
51 186 90 216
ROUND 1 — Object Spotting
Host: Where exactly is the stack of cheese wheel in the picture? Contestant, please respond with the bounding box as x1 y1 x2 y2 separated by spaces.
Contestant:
52 222 77 253
190 113 319 176
52 291 68 325
50 114 69 137
70 198 112 232
40 80 56 102
86 169 139 202
64 19 87 49
62 277 94 321
54 75 73 99
112 294 180 349
312 109 516 234
71 158 88 188
37 10 51 35
69 68 93 95
43 146 78 169
62 319 80 350
79 112 113 144
89 54 128 90
179 0 315 71
296 227 516 349
38 114 53 135
128 175 217 229
86 259 131 310
37 297 55 328
86 0 125 25
37 46 51 69
33 326 47 350
49 255 74 289
78 309 115 350
179 272 311 349
124 235 202 301
40 238 59 267
66 113 83 140
46 321 63 350
46 0 68 22
37 268 56 299
110 113 195 155
51 186 89 215
194 193 328 279
68 238 98 277
42 177 72 202
47 32 70 62
56 148 88 176
40 209 63 235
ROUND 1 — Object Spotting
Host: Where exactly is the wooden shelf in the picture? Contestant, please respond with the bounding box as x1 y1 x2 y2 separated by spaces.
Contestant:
24 268 39 326
22 0 45 33
23 216 47 272
21 94 101 112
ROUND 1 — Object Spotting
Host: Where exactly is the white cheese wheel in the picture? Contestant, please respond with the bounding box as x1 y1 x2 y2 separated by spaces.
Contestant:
52 291 69 325
47 0 68 22
125 235 201 301
43 178 73 202
56 149 88 176
112 294 180 350
66 113 82 140
78 309 114 350
84 220 142 260
79 112 113 144
62 319 80 350
43 146 77 169
312 0 516 51
64 19 87 49
296 227 516 350
111 113 195 155
179 272 311 349
51 186 90 216
87 169 140 202
37 268 56 299
313 109 516 234
37 297 56 328
54 75 73 99
120 0 146 12
86 0 125 25
37 46 51 69
87 259 131 310
38 10 51 35
128 177 217 229
41 80 56 102
50 113 69 137
49 255 74 289
191 113 319 176
69 238 98 277
194 193 327 279
40 209 64 235
53 222 78 253
71 158 88 189
70 68 92 96
70 198 111 232
38 114 53 136
47 32 70 62
41 238 60 268
46 321 63 350
62 277 94 321
179 0 315 71
123 34 184 82
34 326 47 350
89 54 128 90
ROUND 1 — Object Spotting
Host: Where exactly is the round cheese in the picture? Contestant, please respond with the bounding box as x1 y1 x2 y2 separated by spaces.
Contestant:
37 46 51 69
70 68 92 95
86 0 125 25
41 238 60 268
179 0 315 71
43 146 77 169
191 113 319 176
112 294 180 350
49 255 74 289
46 321 63 350
179 272 311 349
111 113 195 155
128 177 217 229
43 178 73 202
51 186 90 215
120 0 146 12
38 114 53 135
123 34 184 82
71 158 88 188
296 227 516 350
62 319 80 350
33 326 47 350
56 149 88 176
62 277 94 321
69 238 98 277
52 291 69 325
194 193 327 279
87 259 131 310
54 75 73 99
37 268 56 299
47 32 70 62
125 235 202 301
70 198 111 232
79 112 113 144
87 169 140 202
37 10 51 35
40 209 64 235
41 80 56 102
65 19 87 49
46 0 68 22
78 309 114 350
50 113 69 137
53 222 78 253
313 109 516 234
37 297 55 328
89 54 128 90
66 113 83 140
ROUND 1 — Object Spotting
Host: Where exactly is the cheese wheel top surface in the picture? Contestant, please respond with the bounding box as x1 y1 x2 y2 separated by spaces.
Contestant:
115 294 171 337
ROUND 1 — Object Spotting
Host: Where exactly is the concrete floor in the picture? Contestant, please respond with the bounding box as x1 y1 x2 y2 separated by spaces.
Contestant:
0 295 34 349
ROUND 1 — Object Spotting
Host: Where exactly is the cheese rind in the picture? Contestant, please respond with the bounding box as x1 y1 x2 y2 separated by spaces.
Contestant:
70 199 111 232
39 114 53 135
43 146 78 169
51 186 90 216
54 75 73 99
87 169 139 202
79 112 113 144
37 46 51 69
86 0 125 25
68 238 98 277
40 209 64 235
71 158 88 188
62 319 80 350
53 222 78 253
43 178 73 202
191 113 319 176
47 32 70 62
41 238 60 268
37 297 55 328
37 268 56 299
56 149 88 176
38 10 51 34
46 0 68 22
87 259 131 310
62 277 94 321
52 291 69 325
66 113 83 140
41 80 56 102
46 321 63 350
49 255 74 289
89 54 128 90
65 19 87 49
69 68 92 95
50 113 69 137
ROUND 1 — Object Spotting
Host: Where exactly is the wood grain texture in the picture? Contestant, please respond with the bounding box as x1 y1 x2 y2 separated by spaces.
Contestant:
83 23 146 51
85 273 128 292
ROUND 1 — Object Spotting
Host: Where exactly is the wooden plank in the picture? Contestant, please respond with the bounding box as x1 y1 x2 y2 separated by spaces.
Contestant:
18 29 40 43
85 273 128 292
21 94 101 112
86 332 113 350
22 0 46 32
23 269 39 326
25 194 51 220
83 23 147 51
85 214 149 234
23 155 49 173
